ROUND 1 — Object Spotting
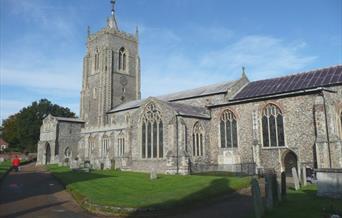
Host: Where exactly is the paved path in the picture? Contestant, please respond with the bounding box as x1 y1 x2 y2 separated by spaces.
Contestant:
0 163 97 218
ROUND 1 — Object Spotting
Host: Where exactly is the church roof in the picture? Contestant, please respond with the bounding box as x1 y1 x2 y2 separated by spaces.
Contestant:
166 102 211 119
233 65 342 101
110 80 237 113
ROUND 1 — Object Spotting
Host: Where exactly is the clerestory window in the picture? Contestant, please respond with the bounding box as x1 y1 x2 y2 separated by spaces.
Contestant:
262 104 285 147
141 103 163 159
220 110 238 148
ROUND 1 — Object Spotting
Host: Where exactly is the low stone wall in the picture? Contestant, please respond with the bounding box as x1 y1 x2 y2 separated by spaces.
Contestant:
316 168 342 199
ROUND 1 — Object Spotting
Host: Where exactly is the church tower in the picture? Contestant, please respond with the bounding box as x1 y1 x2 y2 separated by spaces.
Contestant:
80 0 141 127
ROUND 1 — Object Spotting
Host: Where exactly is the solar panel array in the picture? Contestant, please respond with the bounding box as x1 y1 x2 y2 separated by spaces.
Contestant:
234 65 342 100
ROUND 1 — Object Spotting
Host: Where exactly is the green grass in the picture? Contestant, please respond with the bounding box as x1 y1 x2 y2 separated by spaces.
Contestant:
264 185 342 218
47 165 251 209
0 160 12 178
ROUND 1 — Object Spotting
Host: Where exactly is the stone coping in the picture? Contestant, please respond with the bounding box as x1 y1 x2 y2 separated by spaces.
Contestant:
315 168 342 173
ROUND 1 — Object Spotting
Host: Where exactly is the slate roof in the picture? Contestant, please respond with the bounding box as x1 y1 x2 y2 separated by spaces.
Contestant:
110 80 237 112
166 102 211 119
234 65 342 101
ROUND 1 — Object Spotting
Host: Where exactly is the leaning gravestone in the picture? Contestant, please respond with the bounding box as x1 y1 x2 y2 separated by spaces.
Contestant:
292 167 300 190
150 169 157 180
301 166 307 187
265 174 274 210
251 178 264 218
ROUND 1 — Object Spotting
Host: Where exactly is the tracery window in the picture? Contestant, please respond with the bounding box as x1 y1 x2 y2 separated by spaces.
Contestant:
102 136 109 158
262 104 285 147
220 110 238 148
141 103 163 159
192 122 204 156
118 47 127 71
118 132 125 157
88 137 95 157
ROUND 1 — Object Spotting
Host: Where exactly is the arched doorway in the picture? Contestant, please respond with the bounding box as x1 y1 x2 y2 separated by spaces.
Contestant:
45 143 51 165
283 150 298 176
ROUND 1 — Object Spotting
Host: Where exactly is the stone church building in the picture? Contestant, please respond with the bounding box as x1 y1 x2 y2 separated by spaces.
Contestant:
37 2 342 176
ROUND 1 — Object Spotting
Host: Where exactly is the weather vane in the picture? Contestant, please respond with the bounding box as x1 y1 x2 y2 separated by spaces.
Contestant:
111 0 116 15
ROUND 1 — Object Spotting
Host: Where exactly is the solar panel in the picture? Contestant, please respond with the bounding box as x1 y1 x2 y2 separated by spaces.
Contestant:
234 65 342 100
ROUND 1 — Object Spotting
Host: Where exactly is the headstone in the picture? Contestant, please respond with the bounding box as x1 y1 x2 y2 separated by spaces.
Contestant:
276 175 282 202
301 166 307 187
150 169 157 180
0 157 4 163
251 178 264 218
281 171 287 198
265 174 274 210
292 167 300 190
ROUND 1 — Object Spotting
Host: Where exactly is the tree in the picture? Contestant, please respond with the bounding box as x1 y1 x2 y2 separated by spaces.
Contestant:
2 99 76 152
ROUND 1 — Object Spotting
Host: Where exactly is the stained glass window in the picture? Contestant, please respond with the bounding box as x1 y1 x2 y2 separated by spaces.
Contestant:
141 103 163 159
262 104 285 147
220 110 238 148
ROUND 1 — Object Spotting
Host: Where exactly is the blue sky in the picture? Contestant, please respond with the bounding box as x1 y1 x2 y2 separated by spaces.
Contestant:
1 0 341 123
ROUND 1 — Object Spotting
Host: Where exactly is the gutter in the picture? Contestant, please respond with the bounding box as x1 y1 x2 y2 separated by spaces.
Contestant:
176 115 179 174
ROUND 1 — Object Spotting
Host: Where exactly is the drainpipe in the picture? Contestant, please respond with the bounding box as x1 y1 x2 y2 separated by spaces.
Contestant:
320 90 332 168
176 115 179 174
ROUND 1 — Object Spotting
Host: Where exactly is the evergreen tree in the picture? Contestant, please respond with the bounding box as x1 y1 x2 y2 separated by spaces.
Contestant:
2 99 76 152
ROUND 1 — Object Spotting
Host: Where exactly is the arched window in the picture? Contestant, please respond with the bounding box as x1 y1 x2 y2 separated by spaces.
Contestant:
119 47 127 71
193 122 204 156
141 103 163 159
88 136 95 157
64 147 71 157
118 132 125 157
262 104 285 147
339 109 342 138
95 49 99 71
102 136 109 158
220 110 238 148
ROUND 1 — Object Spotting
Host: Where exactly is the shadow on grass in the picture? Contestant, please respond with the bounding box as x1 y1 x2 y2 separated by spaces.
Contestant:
126 177 253 218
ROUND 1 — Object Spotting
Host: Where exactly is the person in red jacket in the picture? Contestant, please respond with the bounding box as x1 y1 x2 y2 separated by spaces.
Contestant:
12 155 20 172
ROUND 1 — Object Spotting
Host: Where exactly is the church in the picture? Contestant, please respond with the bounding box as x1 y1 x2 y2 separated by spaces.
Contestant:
37 1 342 177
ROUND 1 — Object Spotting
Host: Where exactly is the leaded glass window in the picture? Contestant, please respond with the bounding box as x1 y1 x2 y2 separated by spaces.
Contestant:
193 122 204 156
262 104 285 147
102 136 109 158
141 103 163 159
220 110 238 148
118 132 125 157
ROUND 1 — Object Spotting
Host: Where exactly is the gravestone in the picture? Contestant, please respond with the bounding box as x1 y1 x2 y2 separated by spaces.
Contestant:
251 178 264 218
281 171 287 198
0 157 4 163
276 174 282 202
265 174 274 210
292 167 300 190
150 169 157 180
301 166 307 187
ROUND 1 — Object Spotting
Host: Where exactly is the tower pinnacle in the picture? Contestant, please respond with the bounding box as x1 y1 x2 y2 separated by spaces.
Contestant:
111 0 115 15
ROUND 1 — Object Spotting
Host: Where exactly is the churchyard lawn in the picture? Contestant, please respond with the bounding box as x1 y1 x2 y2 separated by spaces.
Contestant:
264 184 342 218
47 165 251 210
